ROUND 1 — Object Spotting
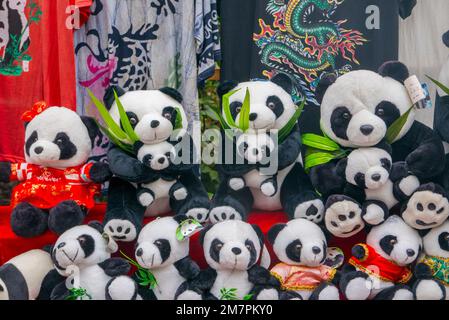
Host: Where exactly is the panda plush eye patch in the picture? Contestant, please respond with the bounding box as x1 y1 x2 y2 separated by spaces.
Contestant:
379 235 398 255
286 239 303 262
162 106 178 125
209 238 224 263
229 101 242 120
77 234 95 258
154 239 171 263
374 101 401 127
25 130 77 160
438 232 449 251
25 131 38 156
124 112 139 128
330 106 352 140
266 96 284 117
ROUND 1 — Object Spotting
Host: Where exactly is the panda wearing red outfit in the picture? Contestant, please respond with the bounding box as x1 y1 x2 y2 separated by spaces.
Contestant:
0 102 112 238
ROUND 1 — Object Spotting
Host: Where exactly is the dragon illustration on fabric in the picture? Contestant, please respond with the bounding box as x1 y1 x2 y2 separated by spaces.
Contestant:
254 0 366 104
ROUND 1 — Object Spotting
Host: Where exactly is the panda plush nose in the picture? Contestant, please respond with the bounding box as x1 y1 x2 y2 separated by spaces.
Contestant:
231 247 242 255
360 125 374 135
151 120 160 128
312 246 321 254
158 157 166 164
249 113 258 121
406 249 415 257
371 173 381 181
34 146 43 154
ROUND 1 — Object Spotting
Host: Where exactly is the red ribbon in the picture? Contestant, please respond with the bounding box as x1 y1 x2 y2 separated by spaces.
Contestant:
21 101 50 122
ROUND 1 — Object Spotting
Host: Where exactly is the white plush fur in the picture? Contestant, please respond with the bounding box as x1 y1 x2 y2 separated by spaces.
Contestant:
0 7 8 60
135 217 190 300
293 199 324 223
103 219 137 242
109 90 187 145
137 141 174 171
346 148 391 189
0 249 54 300
25 107 92 168
106 275 137 300
325 200 364 238
209 205 243 224
402 190 449 229
320 70 414 148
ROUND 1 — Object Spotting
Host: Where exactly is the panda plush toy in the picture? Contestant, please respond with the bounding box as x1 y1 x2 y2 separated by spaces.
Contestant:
268 218 341 300
134 215 200 300
310 61 445 211
134 141 188 208
0 249 64 300
210 75 323 224
339 215 422 300
102 86 210 242
325 145 420 238
0 103 112 238
175 220 300 300
413 220 449 300
50 222 138 300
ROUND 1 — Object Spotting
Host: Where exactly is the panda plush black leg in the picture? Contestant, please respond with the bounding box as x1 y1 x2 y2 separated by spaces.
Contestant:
136 187 155 207
260 175 278 197
169 182 188 201
413 279 446 300
48 200 86 235
309 282 340 300
340 271 372 300
36 269 66 300
103 178 144 242
281 164 324 223
209 182 253 223
374 285 414 300
10 202 49 237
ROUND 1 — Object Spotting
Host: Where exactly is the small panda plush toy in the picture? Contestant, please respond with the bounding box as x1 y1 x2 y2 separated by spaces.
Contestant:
310 61 445 207
0 249 64 300
134 141 188 209
211 75 324 224
340 215 422 300
325 145 420 238
175 220 300 300
50 222 138 300
0 103 111 238
413 220 449 300
268 218 340 300
102 87 210 242
228 132 278 197
134 215 200 300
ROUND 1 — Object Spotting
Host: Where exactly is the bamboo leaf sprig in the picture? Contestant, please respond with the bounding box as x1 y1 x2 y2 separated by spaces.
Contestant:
120 250 158 289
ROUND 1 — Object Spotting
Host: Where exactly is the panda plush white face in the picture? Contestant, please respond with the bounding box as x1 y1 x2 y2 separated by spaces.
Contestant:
108 90 187 145
367 216 422 266
52 225 111 271
269 219 327 267
344 147 392 189
236 133 275 164
201 220 263 271
135 217 189 269
24 107 95 169
136 141 175 171
222 80 297 132
320 69 414 148
422 221 449 258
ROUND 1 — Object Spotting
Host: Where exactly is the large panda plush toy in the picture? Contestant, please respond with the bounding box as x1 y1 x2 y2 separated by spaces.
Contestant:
340 215 421 300
134 215 201 300
210 75 323 224
0 103 111 237
312 61 445 225
102 86 210 242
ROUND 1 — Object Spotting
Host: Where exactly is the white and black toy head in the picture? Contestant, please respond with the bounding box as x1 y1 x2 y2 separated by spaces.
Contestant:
317 61 414 148
268 218 327 268
236 132 275 164
367 215 422 267
104 86 188 145
217 73 298 132
135 140 175 171
421 221 449 259
24 106 99 169
324 195 365 238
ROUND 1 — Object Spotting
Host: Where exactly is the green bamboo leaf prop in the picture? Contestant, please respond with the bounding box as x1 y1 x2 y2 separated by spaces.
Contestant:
385 106 414 144
96 121 134 154
278 98 305 143
204 106 230 130
174 107 184 130
302 133 340 151
114 89 139 143
238 88 251 132
222 89 240 128
66 287 92 300
427 75 449 96
220 288 239 300
304 152 342 171
120 250 158 289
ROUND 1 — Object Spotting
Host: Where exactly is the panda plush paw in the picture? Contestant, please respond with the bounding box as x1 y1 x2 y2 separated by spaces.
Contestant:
10 202 49 238
185 207 209 223
340 271 372 300
254 288 279 300
413 279 446 300
362 202 387 226
376 285 414 300
402 183 449 229
209 206 243 224
324 195 364 238
293 199 324 223
105 275 138 300
104 219 137 242
175 289 203 300
89 162 113 183
137 190 155 207
310 283 340 300
397 175 420 197
48 200 86 235
228 177 246 191
172 186 188 201
260 178 277 197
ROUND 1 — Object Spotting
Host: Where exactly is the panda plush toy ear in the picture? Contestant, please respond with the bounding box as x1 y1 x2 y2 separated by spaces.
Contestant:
88 220 104 234
267 223 286 245
335 158 348 178
172 214 190 224
374 141 393 155
199 225 213 247
315 73 338 104
81 116 100 147
217 80 239 98
103 86 126 110
159 87 183 104
378 61 410 84
271 73 294 94
251 224 271 269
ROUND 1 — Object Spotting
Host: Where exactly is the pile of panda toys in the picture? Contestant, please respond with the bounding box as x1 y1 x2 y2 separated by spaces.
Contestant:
2 55 449 300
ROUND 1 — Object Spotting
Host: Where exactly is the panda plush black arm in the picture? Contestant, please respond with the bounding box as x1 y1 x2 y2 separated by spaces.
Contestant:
50 281 70 300
173 256 201 280
276 123 302 170
98 258 131 277
248 265 281 287
414 262 434 279
37 269 66 300
0 162 11 182
393 121 445 179
107 144 157 183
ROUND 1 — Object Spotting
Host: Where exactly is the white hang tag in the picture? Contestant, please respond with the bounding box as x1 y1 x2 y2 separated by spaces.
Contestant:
176 218 203 241
404 75 426 108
